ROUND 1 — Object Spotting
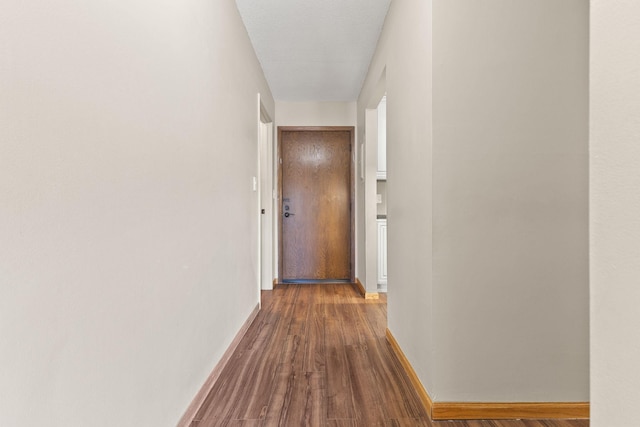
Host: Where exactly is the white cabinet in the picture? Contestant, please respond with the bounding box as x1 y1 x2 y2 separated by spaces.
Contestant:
377 97 387 180
377 218 387 286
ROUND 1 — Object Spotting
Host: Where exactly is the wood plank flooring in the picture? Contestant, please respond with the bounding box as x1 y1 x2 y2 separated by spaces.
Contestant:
191 284 589 427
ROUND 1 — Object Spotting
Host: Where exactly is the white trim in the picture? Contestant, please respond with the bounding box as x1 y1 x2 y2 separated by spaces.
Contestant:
258 94 274 291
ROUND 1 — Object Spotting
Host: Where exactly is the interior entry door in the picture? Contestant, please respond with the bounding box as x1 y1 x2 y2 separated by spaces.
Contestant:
279 128 353 282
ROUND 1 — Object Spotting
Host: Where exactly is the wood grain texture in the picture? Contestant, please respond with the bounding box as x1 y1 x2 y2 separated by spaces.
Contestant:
178 304 260 427
432 402 590 420
353 278 380 300
278 127 354 281
189 285 589 427
352 278 366 297
386 330 589 421
386 328 435 419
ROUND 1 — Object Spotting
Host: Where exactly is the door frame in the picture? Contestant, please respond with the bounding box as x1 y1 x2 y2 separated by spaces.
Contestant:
277 126 356 283
259 120 273 290
257 94 274 294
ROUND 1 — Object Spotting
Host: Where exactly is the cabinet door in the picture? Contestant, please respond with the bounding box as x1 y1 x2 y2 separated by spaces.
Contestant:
377 219 387 285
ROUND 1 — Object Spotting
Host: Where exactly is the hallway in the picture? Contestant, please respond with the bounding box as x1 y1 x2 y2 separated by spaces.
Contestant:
190 284 589 427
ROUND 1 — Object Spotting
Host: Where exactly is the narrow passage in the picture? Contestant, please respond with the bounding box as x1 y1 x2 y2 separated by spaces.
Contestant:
192 284 589 427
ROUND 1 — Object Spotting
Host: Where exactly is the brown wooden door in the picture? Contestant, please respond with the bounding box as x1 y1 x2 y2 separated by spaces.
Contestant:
279 128 353 282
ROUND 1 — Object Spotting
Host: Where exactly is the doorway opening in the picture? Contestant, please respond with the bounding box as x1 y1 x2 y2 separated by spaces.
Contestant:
376 96 387 292
258 96 274 292
364 68 387 296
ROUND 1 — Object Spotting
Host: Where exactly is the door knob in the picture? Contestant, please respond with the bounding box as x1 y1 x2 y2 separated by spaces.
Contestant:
284 212 295 218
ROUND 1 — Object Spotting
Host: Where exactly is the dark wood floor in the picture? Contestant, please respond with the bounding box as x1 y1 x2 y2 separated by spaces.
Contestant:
192 283 589 427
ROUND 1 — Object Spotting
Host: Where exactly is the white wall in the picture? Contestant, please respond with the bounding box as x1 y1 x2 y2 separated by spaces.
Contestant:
431 0 589 401
377 97 387 176
591 1 640 425
0 0 274 426
275 101 356 127
358 0 436 393
357 0 588 403
364 108 381 293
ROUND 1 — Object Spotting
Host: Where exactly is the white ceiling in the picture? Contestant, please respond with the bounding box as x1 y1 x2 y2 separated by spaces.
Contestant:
235 0 391 102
